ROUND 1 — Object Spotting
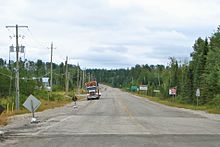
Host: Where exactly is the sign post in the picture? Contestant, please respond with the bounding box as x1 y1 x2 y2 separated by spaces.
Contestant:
140 85 148 94
31 99 35 118
169 87 177 101
196 88 200 106
23 95 41 123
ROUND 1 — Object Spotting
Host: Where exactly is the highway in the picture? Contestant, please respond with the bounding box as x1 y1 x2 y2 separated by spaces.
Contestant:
1 85 220 147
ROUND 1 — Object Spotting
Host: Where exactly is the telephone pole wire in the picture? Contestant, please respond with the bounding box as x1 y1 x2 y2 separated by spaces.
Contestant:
6 24 28 110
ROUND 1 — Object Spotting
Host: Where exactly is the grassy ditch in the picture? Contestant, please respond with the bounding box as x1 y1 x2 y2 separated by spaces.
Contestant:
132 92 220 114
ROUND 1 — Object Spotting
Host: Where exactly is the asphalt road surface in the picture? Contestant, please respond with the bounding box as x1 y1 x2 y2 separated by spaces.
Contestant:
1 85 220 147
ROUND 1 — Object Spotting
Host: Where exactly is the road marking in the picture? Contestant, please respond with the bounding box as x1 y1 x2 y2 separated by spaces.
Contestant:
31 99 100 136
116 95 149 133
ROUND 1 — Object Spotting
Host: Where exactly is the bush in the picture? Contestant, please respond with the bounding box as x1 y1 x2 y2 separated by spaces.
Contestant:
208 94 220 109
33 90 49 101
52 85 63 91
20 80 38 96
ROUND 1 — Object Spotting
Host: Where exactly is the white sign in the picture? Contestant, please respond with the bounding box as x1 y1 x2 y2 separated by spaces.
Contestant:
196 88 200 97
153 90 160 93
169 87 177 95
23 95 41 112
42 77 49 83
139 85 148 91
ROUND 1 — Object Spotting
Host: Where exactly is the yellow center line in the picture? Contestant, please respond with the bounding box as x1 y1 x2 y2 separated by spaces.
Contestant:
117 96 147 131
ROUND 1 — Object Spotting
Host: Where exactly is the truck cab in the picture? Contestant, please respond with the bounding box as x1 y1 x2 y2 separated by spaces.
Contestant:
85 81 101 100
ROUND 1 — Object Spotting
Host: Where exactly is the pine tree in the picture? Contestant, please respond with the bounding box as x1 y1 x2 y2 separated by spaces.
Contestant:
204 29 220 101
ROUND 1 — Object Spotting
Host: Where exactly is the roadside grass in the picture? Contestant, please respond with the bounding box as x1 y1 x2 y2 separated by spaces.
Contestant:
0 91 73 126
75 95 86 101
133 93 220 114
37 98 72 112
0 113 8 126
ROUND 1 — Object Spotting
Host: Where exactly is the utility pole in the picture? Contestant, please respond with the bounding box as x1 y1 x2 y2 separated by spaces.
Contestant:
65 56 69 95
82 69 85 89
158 71 161 86
6 24 28 110
88 72 91 82
50 42 53 96
77 63 80 94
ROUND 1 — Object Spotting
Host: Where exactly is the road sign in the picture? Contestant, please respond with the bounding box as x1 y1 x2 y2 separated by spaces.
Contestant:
169 87 177 95
42 77 49 83
139 85 148 91
45 86 52 92
23 94 41 112
196 88 200 97
153 90 160 93
131 86 138 92
196 88 200 106
0 105 5 115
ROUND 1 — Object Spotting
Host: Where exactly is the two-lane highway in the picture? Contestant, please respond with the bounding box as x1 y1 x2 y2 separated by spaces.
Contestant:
2 85 220 147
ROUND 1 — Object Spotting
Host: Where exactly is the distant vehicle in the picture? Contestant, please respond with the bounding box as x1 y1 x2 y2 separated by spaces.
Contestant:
85 81 101 100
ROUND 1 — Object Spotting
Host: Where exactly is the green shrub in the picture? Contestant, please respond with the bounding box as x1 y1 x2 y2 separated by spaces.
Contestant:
208 94 220 109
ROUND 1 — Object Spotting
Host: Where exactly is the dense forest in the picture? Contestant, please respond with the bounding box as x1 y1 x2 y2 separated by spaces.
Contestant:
0 58 83 106
91 27 220 106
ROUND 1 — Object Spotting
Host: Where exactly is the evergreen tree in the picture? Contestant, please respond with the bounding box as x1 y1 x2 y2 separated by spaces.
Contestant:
204 29 220 101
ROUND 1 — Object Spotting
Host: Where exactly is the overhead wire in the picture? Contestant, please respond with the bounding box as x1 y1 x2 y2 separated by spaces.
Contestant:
26 27 49 49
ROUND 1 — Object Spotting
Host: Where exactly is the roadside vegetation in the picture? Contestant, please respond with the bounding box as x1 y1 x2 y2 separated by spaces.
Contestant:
91 26 220 114
0 59 87 125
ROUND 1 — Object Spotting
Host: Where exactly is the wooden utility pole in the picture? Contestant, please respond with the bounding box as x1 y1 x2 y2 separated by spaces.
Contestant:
50 42 53 95
158 72 161 86
65 56 69 95
88 72 91 82
82 69 85 88
77 63 80 94
6 24 28 110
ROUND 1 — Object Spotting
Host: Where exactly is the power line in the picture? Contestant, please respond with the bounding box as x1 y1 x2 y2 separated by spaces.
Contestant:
26 28 48 49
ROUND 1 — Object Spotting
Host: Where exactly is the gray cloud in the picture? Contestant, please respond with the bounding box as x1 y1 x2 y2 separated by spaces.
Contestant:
1 0 220 69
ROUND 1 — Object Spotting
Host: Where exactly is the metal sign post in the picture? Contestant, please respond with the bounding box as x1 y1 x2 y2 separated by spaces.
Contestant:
31 100 35 118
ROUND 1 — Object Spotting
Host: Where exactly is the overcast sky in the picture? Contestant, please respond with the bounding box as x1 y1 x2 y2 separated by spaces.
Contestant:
0 0 220 69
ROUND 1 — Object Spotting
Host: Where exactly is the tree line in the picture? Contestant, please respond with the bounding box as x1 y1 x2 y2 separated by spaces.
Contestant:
0 58 81 103
91 27 220 106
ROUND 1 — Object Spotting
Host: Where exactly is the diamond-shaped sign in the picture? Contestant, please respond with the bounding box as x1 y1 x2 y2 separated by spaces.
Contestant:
23 95 41 112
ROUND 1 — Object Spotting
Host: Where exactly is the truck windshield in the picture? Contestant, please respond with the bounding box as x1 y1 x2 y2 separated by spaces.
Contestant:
87 87 96 91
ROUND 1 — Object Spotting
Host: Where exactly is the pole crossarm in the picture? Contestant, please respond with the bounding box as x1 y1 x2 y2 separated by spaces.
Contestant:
6 26 28 28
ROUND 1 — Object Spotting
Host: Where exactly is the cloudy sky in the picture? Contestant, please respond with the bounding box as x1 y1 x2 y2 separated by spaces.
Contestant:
0 0 220 69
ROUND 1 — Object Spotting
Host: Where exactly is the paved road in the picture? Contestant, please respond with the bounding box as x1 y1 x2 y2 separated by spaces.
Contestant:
1 85 220 147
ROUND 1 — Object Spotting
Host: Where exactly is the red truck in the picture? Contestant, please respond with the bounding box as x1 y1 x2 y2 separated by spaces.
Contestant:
85 81 101 100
